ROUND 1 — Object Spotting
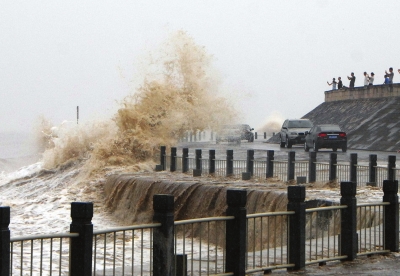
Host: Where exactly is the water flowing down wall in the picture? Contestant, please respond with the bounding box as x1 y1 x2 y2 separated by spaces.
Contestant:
104 174 289 225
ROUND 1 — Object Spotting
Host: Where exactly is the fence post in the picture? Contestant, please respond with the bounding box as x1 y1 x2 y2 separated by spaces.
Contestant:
388 155 396 181
246 149 254 176
153 194 175 276
383 180 399 252
287 185 306 271
160 146 166 171
340 182 357 261
0 207 10 275
226 150 233 176
225 189 247 276
309 152 316 183
182 148 188 173
69 202 93 276
264 132 266 139
255 132 258 139
329 153 337 181
170 147 177 172
369 154 377 185
350 153 357 184
266 150 274 178
287 151 295 181
209 149 215 174
195 149 202 171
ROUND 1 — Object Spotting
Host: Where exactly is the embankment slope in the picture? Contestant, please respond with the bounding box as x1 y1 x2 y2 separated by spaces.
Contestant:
302 97 400 151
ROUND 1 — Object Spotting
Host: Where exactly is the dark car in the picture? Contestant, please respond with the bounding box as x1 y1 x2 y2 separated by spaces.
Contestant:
279 119 313 148
304 124 347 152
216 124 254 144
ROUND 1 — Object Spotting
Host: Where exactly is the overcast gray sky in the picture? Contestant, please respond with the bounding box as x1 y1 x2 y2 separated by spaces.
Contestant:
2 0 400 133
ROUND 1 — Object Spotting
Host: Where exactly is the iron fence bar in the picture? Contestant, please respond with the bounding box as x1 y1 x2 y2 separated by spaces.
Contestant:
10 232 79 242
305 205 347 213
175 216 235 225
92 223 161 235
246 211 295 218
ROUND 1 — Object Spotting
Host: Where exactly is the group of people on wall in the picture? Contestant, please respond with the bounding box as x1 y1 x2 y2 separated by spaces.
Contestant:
327 68 400 90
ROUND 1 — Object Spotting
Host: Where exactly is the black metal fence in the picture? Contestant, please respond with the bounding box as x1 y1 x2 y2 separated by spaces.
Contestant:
159 146 398 187
0 181 399 275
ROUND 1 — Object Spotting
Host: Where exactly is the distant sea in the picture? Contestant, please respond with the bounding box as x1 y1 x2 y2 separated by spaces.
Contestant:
0 131 41 173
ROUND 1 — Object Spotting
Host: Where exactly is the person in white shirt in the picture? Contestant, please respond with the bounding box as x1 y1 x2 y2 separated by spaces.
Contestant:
327 78 337 90
368 72 375 85
363 72 369 86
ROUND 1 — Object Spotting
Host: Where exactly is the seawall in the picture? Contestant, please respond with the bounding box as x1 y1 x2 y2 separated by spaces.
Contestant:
324 83 400 102
104 174 289 225
302 97 400 151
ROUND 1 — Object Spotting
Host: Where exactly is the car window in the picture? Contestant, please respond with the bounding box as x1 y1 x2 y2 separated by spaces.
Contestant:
288 120 313 128
320 125 341 131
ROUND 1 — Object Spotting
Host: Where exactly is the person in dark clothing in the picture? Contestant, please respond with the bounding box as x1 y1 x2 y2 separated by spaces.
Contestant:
347 72 356 89
337 77 343 89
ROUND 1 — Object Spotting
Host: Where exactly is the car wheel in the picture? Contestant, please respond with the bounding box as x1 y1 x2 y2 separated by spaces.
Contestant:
280 136 285 148
304 142 309 152
286 137 292 148
313 141 318 152
332 147 337 152
342 145 347 152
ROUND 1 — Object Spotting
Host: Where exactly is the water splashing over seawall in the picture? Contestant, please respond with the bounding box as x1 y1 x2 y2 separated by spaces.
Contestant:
104 174 289 224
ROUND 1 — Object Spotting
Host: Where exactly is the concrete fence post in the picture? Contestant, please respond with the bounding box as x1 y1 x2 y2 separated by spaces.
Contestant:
246 149 254 176
329 153 337 181
153 194 175 276
182 148 188 173
287 185 306 271
195 149 202 171
388 155 396 181
0 207 10 275
160 146 166 171
69 202 93 276
209 149 215 174
287 151 295 181
226 150 233 177
350 153 357 184
383 180 399 252
225 189 247 276
340 182 357 261
170 147 177 172
308 152 316 183
266 150 274 178
369 154 377 185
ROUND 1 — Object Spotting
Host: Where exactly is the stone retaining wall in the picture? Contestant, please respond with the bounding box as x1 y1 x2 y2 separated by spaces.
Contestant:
325 83 400 102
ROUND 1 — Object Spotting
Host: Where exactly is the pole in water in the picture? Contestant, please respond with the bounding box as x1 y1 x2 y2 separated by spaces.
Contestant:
77 106 79 124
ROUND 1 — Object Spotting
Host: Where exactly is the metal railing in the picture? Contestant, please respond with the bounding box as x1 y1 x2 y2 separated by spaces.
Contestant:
304 206 347 264
356 202 389 256
315 162 329 182
10 232 79 275
272 161 288 182
355 165 369 186
174 216 234 275
336 163 350 183
246 211 295 273
253 159 267 179
375 166 388 187
92 223 161 276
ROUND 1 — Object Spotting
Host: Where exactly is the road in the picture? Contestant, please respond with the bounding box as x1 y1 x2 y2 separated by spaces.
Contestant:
177 140 399 164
